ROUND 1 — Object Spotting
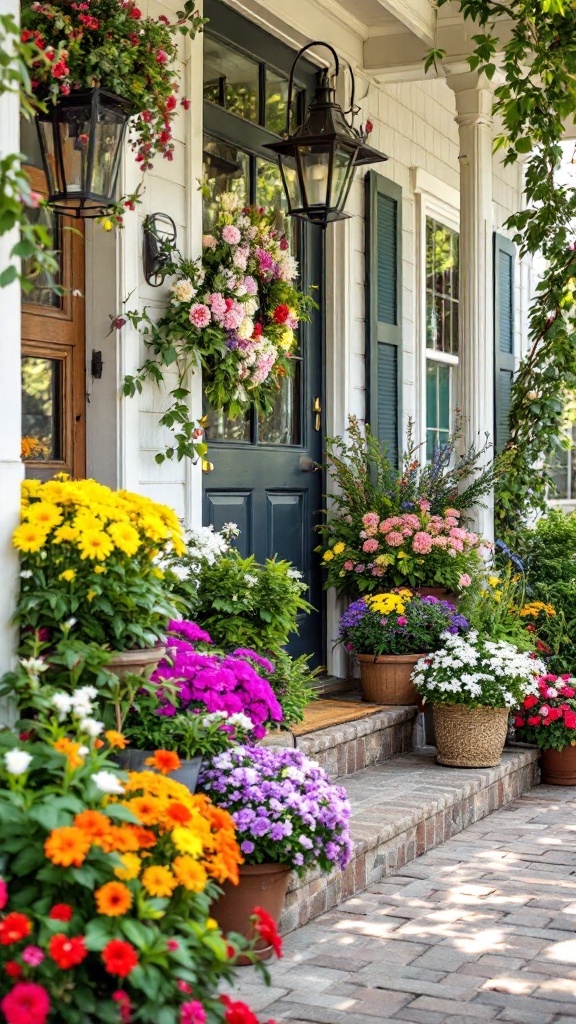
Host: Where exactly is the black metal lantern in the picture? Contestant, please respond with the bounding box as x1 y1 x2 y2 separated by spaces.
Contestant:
264 42 387 228
35 88 133 218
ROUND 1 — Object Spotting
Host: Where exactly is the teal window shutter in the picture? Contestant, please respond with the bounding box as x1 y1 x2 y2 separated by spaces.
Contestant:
493 232 516 453
365 171 402 467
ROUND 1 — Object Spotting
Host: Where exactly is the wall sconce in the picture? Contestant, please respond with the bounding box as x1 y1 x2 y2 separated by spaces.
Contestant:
143 213 177 286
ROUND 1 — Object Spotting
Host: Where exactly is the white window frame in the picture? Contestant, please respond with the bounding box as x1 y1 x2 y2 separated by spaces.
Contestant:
413 169 460 456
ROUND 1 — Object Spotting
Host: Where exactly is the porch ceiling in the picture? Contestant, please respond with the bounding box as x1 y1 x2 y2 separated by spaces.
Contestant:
330 0 436 44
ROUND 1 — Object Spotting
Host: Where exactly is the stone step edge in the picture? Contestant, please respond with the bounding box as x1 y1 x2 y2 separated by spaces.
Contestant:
295 705 418 779
279 746 538 935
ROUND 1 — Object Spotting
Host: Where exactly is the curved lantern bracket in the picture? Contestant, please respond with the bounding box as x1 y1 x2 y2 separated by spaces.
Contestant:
143 213 177 287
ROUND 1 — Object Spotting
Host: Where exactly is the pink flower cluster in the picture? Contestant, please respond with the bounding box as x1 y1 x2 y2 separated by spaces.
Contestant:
359 507 478 559
516 674 576 730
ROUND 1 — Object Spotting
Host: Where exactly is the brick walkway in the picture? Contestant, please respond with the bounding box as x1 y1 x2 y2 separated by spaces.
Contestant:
230 784 576 1023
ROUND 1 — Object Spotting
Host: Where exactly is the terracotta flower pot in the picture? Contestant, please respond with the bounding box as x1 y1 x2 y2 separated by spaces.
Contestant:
540 745 576 786
356 653 422 705
433 705 509 768
212 862 291 964
107 645 165 679
116 749 203 792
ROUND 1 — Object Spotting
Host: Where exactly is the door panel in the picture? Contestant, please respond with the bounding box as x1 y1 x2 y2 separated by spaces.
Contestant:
204 492 253 556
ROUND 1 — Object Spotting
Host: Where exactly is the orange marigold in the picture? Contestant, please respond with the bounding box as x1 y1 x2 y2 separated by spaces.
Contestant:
53 737 84 769
114 853 141 881
105 730 129 750
45 827 91 867
99 825 141 854
127 795 164 826
144 750 181 775
95 881 133 917
165 802 192 826
141 865 177 898
74 810 111 841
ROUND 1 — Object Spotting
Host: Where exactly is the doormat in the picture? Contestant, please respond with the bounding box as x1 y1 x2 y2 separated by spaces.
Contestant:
291 698 383 736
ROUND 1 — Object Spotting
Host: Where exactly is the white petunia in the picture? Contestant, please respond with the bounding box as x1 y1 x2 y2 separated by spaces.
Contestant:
80 718 104 737
227 712 253 732
52 692 73 718
4 749 33 775
92 770 125 795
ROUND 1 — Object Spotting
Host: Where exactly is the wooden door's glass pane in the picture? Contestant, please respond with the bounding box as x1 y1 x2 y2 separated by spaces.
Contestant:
203 137 249 232
256 157 298 253
203 36 259 124
258 367 301 445
22 208 62 309
204 404 251 442
21 356 62 461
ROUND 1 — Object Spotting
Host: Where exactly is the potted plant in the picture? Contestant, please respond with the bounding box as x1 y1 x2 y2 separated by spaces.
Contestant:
514 673 576 784
338 591 470 704
0 665 280 1024
200 745 352 961
412 632 545 767
21 0 205 218
13 477 183 675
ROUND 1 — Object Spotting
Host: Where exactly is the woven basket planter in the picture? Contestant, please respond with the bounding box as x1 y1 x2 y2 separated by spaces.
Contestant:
433 705 509 768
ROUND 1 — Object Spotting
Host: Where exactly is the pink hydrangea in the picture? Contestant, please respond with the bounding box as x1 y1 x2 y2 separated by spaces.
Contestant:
202 234 217 249
189 303 211 329
354 564 365 572
209 292 227 322
362 512 380 529
371 567 385 576
449 538 464 552
362 538 379 554
419 499 430 512
385 531 404 547
431 536 448 547
243 275 258 295
445 508 460 518
459 573 472 588
222 224 241 245
412 531 432 554
344 560 354 571
233 247 249 270
445 517 459 528
223 306 245 331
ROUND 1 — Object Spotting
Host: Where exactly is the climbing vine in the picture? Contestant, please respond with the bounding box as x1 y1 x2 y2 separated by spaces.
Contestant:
428 0 576 544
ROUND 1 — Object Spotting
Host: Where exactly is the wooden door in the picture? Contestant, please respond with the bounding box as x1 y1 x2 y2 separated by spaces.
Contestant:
21 167 86 480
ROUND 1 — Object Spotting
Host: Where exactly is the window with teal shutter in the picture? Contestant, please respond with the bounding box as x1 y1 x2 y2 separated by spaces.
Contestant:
365 172 402 467
493 233 515 453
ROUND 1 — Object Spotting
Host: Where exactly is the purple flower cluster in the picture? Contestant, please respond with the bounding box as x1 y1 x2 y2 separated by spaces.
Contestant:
339 598 369 632
199 745 353 877
152 620 282 739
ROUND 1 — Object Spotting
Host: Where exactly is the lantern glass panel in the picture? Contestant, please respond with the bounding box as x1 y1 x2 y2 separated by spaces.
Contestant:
298 145 330 210
59 104 93 196
91 108 126 198
330 143 355 212
278 153 303 213
36 119 58 198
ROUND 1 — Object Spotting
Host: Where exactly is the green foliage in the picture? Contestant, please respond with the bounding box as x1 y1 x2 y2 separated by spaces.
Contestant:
122 701 253 757
459 566 536 651
262 650 317 727
430 0 576 537
517 510 576 671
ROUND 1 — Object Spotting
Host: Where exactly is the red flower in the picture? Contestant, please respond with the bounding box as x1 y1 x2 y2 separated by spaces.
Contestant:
0 877 8 910
166 95 177 111
160 129 172 145
527 715 541 726
129 6 141 16
181 97 191 110
167 939 179 951
514 716 525 728
252 323 263 338
48 934 87 970
78 13 99 28
1 982 50 1024
562 686 576 697
156 49 168 63
128 32 139 45
365 119 374 134
49 904 73 922
536 639 551 653
158 13 170 22
273 304 290 324
112 990 132 1023
21 29 34 41
51 61 69 79
102 939 138 977
523 694 539 710
219 995 259 1024
0 914 32 946
564 710 576 729
252 907 282 957
5 963 22 979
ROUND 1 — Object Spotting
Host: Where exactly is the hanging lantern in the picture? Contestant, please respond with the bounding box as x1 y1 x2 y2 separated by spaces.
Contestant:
264 42 387 228
35 88 133 218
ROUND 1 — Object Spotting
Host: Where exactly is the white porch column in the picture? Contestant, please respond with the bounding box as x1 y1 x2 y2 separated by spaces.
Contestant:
0 0 24 674
446 69 495 542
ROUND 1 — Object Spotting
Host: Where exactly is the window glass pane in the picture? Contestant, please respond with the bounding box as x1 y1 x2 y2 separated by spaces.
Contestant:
265 72 303 135
426 362 450 460
425 218 459 354
21 356 62 461
256 157 297 252
258 367 301 445
21 206 62 309
204 405 251 443
203 137 249 232
203 36 259 124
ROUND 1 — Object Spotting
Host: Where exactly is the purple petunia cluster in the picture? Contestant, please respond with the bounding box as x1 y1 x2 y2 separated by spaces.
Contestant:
200 745 353 877
151 620 282 739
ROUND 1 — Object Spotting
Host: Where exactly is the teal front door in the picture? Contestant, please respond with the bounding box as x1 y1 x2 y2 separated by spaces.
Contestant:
201 1 324 667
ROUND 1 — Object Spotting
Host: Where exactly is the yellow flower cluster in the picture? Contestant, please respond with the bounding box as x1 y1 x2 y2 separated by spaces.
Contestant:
519 600 556 619
366 590 411 616
14 476 185 562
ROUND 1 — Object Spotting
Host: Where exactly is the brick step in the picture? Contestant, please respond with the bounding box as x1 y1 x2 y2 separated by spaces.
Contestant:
295 705 418 778
280 746 539 935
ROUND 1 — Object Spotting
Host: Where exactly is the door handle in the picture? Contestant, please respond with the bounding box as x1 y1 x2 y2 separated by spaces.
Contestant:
313 396 322 431
299 456 320 473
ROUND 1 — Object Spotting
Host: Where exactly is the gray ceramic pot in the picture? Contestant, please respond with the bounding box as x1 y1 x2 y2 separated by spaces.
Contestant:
116 749 203 792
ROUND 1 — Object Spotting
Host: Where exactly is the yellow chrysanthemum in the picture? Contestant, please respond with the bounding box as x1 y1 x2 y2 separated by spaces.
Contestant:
173 855 208 893
333 543 345 555
94 565 107 574
323 550 334 562
59 569 76 582
114 853 141 881
77 529 114 561
53 524 79 544
171 827 203 857
13 522 50 553
73 513 106 533
25 502 63 529
367 593 406 616
108 521 141 557
487 575 500 587
141 865 178 898
206 918 218 931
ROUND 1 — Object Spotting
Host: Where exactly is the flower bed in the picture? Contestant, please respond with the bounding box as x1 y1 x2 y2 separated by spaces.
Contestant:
514 673 576 749
339 590 469 656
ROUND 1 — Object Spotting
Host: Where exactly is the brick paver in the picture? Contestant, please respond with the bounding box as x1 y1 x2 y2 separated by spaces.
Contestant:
228 785 576 1023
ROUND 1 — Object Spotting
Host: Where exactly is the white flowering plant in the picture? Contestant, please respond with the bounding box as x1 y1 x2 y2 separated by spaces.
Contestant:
412 631 546 709
117 192 316 463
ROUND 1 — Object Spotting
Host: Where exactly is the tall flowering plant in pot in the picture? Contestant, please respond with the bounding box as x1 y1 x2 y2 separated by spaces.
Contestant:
199 746 352 963
412 632 545 768
0 683 281 1024
119 192 316 463
338 591 470 705
514 674 576 785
